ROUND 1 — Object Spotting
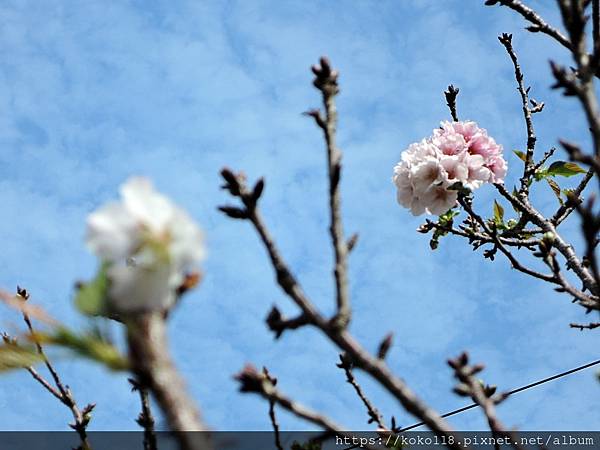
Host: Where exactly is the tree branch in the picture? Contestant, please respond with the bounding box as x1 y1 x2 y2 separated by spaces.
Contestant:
337 354 387 430
219 167 461 448
498 33 538 195
307 57 351 329
486 0 572 50
129 378 157 450
16 287 93 450
126 312 210 450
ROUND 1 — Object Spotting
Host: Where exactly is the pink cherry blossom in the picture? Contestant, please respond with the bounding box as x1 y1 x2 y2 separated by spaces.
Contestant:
393 120 507 216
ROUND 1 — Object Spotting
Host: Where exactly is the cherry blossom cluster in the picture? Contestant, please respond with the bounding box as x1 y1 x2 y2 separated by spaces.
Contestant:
86 177 205 312
393 121 507 216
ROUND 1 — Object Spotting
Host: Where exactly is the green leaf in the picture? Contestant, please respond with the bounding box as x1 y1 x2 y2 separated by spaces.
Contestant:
34 328 128 371
513 150 527 163
75 263 109 317
0 343 44 372
547 161 587 177
429 209 459 250
546 178 563 205
533 168 549 181
493 200 504 226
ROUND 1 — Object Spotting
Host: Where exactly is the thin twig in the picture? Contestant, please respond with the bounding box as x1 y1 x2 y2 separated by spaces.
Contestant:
307 57 351 329
448 352 522 450
262 368 283 450
570 321 600 330
129 378 157 450
487 0 572 50
498 33 537 194
457 196 556 283
235 365 381 450
337 354 387 430
16 287 92 450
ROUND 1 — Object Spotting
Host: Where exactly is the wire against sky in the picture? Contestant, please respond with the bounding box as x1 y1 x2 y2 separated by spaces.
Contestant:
398 358 600 432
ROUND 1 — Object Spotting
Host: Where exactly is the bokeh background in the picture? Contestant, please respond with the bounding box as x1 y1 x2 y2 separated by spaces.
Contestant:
0 0 598 431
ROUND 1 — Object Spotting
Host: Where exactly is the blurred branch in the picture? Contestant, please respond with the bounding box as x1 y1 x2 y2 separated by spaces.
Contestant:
236 365 385 450
127 312 210 450
570 321 600 330
262 368 283 450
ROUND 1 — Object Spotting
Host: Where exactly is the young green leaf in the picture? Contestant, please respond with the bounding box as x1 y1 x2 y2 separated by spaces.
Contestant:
546 178 563 205
0 343 44 372
547 161 587 177
75 263 109 317
32 328 128 371
493 200 504 225
513 150 527 163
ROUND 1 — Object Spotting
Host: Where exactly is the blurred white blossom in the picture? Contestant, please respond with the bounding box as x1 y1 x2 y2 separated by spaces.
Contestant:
86 177 205 312
393 121 507 216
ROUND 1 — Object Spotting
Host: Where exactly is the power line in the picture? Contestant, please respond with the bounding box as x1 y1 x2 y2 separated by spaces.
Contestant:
398 358 600 432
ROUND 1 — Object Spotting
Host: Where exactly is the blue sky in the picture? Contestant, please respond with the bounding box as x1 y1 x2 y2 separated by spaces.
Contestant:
0 0 598 432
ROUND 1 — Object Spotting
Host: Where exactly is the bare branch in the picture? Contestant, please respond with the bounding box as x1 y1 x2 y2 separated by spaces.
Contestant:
570 321 600 330
219 168 461 447
444 85 460 121
486 0 572 50
15 287 93 449
337 354 387 430
552 168 594 225
448 352 522 450
309 57 351 329
236 364 346 433
457 196 556 283
498 33 538 194
262 368 283 450
266 306 311 339
129 378 157 450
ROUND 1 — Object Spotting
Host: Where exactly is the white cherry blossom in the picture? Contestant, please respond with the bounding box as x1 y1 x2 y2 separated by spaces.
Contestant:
86 177 205 312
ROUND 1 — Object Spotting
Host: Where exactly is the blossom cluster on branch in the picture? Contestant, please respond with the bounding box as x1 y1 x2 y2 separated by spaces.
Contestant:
393 121 507 216
86 177 205 312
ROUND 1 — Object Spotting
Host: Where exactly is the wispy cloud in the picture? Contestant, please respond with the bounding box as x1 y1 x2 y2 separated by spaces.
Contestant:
0 0 597 432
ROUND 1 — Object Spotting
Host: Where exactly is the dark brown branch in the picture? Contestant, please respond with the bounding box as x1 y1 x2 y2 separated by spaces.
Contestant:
486 0 572 50
1 332 64 402
552 168 594 225
337 354 387 430
219 168 461 448
444 85 460 121
309 57 351 330
457 196 556 283
494 184 598 297
129 378 157 450
236 364 345 432
266 307 311 339
498 33 538 194
532 147 556 173
16 287 93 449
262 368 283 450
570 321 600 330
448 352 521 450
